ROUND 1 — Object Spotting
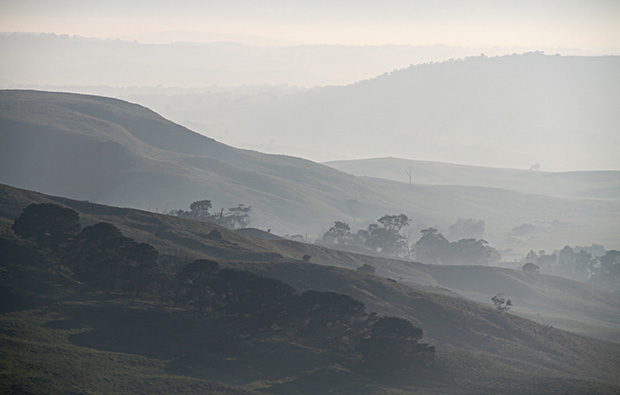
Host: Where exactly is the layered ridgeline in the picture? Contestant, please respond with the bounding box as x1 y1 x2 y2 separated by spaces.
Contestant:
1 90 618 254
118 52 620 172
1 183 620 394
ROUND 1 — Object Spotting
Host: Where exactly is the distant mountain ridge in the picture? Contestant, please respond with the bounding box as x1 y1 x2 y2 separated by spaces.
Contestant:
0 32 543 87
130 52 618 171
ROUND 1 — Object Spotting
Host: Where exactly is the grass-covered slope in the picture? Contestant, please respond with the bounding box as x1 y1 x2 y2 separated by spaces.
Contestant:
2 184 620 394
1 89 618 254
2 182 619 343
0 89 398 236
229 260 620 386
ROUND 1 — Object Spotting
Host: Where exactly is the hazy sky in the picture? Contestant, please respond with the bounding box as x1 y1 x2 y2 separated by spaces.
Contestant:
1 1 619 172
2 0 620 51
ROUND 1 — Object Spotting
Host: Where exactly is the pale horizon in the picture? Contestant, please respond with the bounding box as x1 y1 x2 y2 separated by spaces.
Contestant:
1 1 619 52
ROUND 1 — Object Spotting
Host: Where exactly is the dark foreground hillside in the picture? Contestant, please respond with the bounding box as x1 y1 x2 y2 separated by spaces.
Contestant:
1 184 620 394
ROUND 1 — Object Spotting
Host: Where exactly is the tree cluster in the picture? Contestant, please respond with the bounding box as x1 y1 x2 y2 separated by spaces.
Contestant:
522 245 620 287
320 216 501 265
170 199 252 229
11 203 435 379
321 214 411 258
415 228 501 265
13 204 159 296
175 264 436 377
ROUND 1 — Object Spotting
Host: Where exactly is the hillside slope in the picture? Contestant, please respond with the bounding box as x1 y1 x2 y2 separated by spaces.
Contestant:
2 183 619 344
0 90 399 235
1 90 618 254
2 238 618 394
2 184 620 393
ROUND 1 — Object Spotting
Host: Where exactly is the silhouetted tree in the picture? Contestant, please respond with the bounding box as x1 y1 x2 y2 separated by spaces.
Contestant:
293 290 367 350
446 238 501 265
415 228 500 265
189 199 213 220
353 229 369 247
599 250 620 277
12 203 81 252
223 204 253 229
358 316 435 378
590 250 620 289
405 167 413 184
415 228 450 264
552 246 594 281
123 242 159 297
66 220 159 294
177 259 220 313
322 221 352 245
535 251 558 268
214 269 296 330
522 262 540 274
492 295 512 311
366 214 410 257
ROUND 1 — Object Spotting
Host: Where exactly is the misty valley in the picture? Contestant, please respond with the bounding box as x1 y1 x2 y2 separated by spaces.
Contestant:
1 57 619 394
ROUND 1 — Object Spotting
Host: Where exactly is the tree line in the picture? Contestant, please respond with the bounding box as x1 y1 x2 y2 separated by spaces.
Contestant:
10 203 435 379
320 215 501 265
521 245 620 289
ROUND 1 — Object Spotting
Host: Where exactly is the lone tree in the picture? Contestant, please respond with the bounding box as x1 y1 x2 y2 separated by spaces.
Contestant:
492 295 513 311
12 203 81 251
522 262 540 274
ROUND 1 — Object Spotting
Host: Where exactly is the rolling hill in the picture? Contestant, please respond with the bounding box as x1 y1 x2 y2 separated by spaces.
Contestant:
325 157 620 200
1 183 619 343
1 89 618 256
115 52 620 172
1 183 620 393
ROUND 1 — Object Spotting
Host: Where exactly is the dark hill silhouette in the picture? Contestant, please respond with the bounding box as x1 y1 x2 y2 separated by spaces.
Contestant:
1 183 619 344
1 183 620 393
